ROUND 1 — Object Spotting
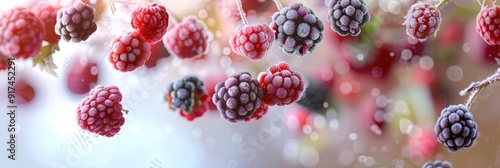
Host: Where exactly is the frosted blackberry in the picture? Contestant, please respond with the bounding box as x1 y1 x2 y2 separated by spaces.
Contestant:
327 0 370 36
166 75 207 114
270 2 324 56
212 72 264 123
434 104 478 152
422 160 453 168
296 78 331 114
55 1 97 43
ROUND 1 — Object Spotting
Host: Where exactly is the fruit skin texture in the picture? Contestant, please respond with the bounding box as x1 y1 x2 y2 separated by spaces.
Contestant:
403 2 441 41
229 24 274 60
66 58 99 95
33 4 61 43
269 2 324 56
131 3 169 43
163 16 211 59
476 6 500 45
244 102 268 121
422 160 453 168
76 85 125 137
258 61 306 106
55 1 97 43
212 71 264 123
108 31 151 72
327 0 370 36
165 75 209 121
0 7 45 59
434 104 478 152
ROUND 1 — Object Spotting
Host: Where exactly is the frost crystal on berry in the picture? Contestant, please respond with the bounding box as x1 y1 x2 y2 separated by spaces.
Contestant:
77 85 126 137
131 3 169 43
108 31 151 72
404 2 441 41
476 5 500 45
258 61 306 106
55 1 97 43
166 75 210 121
422 160 453 168
327 0 370 36
229 24 274 60
270 2 324 56
434 104 478 152
0 7 45 59
163 16 211 59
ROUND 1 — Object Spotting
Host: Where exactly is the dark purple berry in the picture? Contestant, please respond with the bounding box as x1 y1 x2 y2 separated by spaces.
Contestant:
434 104 478 152
327 0 370 36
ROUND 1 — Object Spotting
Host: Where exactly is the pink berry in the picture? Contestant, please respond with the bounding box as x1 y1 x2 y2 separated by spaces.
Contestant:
76 85 125 137
476 5 500 45
0 7 45 59
131 3 169 43
108 31 151 72
404 2 442 41
258 61 306 106
229 24 274 60
33 3 61 43
408 125 439 161
14 78 36 104
66 58 99 95
163 16 211 59
55 1 97 43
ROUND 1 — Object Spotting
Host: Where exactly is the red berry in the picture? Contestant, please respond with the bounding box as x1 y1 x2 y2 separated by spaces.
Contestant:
144 40 170 68
0 7 45 59
477 5 500 45
33 3 61 43
180 93 210 121
131 3 169 43
404 2 442 41
408 125 439 161
66 58 99 95
245 101 269 121
163 16 211 59
0 53 8 71
55 1 97 43
229 24 274 60
108 31 151 72
258 61 306 106
76 85 125 137
14 78 36 104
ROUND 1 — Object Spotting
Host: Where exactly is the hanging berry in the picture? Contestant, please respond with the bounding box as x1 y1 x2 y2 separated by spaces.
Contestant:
403 2 442 41
327 0 370 36
434 104 478 152
165 75 210 121
131 3 169 44
55 1 97 43
33 3 61 43
163 16 211 59
258 61 306 106
476 5 500 45
108 31 151 72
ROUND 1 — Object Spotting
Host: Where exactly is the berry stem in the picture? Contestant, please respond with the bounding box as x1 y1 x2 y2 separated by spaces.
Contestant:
436 0 449 10
273 0 283 10
460 68 500 109
234 0 248 26
122 109 129 114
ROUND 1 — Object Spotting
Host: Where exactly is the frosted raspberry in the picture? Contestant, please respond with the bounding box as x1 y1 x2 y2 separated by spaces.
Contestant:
476 5 500 45
108 31 151 72
55 1 97 43
270 2 324 56
327 0 370 36
165 75 209 121
163 16 211 59
422 160 453 168
229 24 274 60
131 3 169 43
212 71 264 123
258 61 306 106
0 7 45 59
404 2 442 41
434 104 478 152
245 102 269 121
76 85 126 137
33 3 61 43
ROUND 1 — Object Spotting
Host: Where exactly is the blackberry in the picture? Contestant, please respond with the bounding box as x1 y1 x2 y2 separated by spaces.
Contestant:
296 78 331 114
166 75 207 114
212 72 264 123
434 104 478 152
327 0 370 36
269 2 324 56
55 1 97 43
422 160 453 168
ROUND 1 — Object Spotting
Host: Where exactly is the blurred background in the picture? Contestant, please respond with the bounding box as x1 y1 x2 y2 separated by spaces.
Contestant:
1 0 500 167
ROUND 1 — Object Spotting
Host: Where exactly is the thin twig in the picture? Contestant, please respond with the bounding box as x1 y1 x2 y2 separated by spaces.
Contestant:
436 0 449 10
460 68 500 109
273 0 283 10
235 0 248 25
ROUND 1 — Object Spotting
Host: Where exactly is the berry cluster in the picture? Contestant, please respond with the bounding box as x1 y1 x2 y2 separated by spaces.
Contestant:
327 0 370 36
404 2 442 41
229 24 274 60
422 160 453 168
163 16 211 59
434 104 478 152
476 5 500 45
76 85 126 137
131 3 169 43
108 31 151 72
165 75 209 121
258 61 306 106
270 2 324 56
55 1 97 43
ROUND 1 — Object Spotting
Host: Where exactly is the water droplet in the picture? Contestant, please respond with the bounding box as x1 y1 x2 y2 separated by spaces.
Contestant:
376 95 388 108
220 56 232 67
349 133 358 141
198 10 208 19
356 54 365 61
463 43 471 52
401 49 412 60
310 132 319 141
303 125 313 134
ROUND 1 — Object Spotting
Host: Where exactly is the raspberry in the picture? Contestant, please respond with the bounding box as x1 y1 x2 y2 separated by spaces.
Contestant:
33 3 60 43
131 3 169 43
258 61 306 106
296 78 331 114
212 71 264 123
229 24 274 60
163 16 211 59
434 104 478 152
270 2 324 56
55 1 97 43
422 160 453 168
165 75 209 120
245 102 269 121
108 31 151 72
0 7 45 59
76 85 126 137
476 5 500 45
327 0 370 36
404 2 442 41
